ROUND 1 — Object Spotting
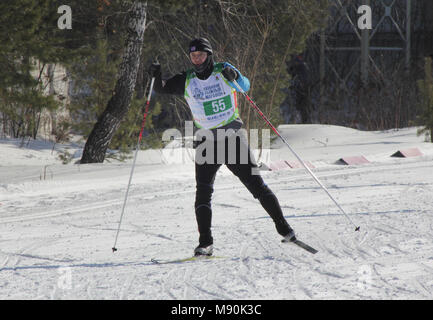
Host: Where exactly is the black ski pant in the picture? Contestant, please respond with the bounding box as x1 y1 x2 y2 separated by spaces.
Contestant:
194 134 292 247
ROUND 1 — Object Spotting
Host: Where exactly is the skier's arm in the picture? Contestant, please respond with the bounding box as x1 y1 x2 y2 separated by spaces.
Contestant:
158 73 186 95
149 63 186 96
222 62 250 92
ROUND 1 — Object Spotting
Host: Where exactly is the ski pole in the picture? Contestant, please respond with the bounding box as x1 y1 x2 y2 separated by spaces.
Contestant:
232 79 360 232
112 76 156 252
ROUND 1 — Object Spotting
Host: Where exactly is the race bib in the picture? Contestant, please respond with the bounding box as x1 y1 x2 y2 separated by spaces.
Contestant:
203 95 232 116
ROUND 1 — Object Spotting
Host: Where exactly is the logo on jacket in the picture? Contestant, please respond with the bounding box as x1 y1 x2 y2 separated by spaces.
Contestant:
193 87 204 100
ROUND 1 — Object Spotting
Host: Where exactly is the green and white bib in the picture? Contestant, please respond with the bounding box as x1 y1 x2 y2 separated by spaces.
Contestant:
184 63 239 129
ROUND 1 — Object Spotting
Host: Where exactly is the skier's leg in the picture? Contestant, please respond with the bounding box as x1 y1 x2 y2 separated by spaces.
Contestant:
226 137 294 237
194 140 221 250
257 191 294 237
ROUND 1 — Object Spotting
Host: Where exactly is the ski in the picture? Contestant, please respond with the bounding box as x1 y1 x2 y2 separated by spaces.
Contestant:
282 238 318 254
151 255 224 265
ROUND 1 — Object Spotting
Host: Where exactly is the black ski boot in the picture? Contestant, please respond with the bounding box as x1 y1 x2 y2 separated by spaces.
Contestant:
194 244 214 256
194 233 213 256
282 228 296 242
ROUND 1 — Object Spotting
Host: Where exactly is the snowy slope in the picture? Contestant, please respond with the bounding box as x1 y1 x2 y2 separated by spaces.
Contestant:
1 125 433 300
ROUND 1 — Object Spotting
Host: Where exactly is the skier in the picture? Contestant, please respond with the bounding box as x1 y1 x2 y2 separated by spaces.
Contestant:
149 38 295 256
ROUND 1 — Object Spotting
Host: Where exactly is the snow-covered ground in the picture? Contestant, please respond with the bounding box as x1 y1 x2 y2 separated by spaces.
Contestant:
1 124 433 300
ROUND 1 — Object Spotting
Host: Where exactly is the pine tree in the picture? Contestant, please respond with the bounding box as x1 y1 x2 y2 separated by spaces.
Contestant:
0 0 69 138
68 39 120 140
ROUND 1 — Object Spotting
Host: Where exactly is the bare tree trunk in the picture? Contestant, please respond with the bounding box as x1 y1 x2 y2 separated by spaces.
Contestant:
80 1 147 164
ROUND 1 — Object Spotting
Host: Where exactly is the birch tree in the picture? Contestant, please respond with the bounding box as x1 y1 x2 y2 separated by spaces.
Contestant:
81 1 148 163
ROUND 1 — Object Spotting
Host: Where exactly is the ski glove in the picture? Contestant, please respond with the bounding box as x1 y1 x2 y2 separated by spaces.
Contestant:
222 66 238 82
148 62 161 78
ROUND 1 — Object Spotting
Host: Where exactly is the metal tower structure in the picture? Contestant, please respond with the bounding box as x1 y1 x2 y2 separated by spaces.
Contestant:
320 0 412 96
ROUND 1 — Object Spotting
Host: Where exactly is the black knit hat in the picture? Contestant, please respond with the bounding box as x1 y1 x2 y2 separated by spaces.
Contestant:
189 38 213 55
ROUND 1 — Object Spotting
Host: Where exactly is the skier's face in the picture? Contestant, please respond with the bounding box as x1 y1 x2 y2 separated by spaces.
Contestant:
190 51 208 66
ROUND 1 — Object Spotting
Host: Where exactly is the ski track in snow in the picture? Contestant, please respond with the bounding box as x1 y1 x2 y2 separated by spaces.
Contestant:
1 127 433 299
